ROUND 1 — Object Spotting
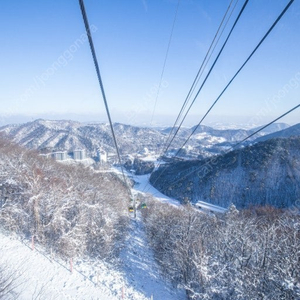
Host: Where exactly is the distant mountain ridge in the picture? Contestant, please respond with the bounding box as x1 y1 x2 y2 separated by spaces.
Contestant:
251 122 290 134
253 123 300 143
0 119 166 157
160 122 290 145
0 119 293 160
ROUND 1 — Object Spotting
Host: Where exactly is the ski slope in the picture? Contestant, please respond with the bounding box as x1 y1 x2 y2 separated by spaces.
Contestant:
120 216 185 300
130 173 181 207
130 172 227 213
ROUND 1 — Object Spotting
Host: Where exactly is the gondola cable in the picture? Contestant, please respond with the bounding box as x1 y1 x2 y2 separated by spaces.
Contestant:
143 0 248 194
79 0 132 196
162 0 250 155
162 0 238 153
143 0 239 194
150 0 181 126
143 0 244 194
174 0 295 157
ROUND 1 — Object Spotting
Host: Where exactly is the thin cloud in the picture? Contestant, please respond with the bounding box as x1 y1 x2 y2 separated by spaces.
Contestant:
141 0 148 12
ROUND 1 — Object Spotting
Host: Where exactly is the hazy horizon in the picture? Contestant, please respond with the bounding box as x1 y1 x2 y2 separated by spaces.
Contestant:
1 1 299 129
0 112 298 130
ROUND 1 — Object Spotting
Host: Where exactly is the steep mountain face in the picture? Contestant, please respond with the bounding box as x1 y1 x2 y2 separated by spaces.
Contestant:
150 137 300 209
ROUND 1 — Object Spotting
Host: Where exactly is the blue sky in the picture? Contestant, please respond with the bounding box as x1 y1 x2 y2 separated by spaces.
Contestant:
0 0 299 127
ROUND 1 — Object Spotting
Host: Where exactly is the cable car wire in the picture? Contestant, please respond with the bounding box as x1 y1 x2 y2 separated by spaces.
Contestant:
162 0 250 155
150 0 181 126
174 0 295 157
143 0 244 195
162 0 238 153
79 0 130 193
149 0 296 193
189 0 239 106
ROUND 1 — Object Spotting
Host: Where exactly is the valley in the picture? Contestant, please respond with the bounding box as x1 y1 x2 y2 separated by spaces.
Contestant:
1 119 299 210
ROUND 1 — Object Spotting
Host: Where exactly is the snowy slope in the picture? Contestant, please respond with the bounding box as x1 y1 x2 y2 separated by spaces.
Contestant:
0 232 150 299
0 227 185 300
120 216 185 300
0 232 115 299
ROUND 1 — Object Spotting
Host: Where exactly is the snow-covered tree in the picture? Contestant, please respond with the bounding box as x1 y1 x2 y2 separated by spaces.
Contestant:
0 136 130 260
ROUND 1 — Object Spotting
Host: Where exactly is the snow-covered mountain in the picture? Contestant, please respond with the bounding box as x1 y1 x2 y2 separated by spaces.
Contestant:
150 136 300 209
155 122 291 158
0 119 166 157
250 122 290 134
0 119 291 160
162 122 290 141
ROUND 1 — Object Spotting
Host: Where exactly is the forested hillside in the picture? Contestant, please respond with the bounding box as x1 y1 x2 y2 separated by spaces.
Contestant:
142 199 300 299
151 137 300 209
0 135 130 259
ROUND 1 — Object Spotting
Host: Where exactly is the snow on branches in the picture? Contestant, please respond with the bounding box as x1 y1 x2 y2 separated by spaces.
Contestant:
142 199 300 299
0 136 130 260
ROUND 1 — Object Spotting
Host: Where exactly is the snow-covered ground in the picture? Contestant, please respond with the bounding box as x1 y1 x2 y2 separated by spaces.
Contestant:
96 166 179 207
0 218 185 300
119 216 185 300
115 166 226 212
0 230 156 300
0 232 115 299
192 132 226 143
131 173 181 207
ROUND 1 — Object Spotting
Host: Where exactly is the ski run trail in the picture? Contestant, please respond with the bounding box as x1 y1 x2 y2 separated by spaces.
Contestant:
0 172 186 300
